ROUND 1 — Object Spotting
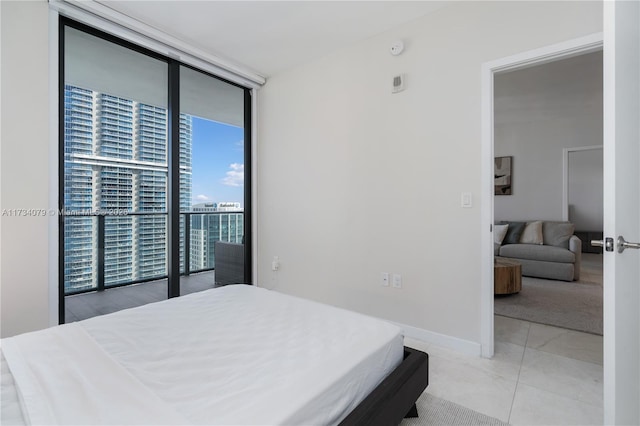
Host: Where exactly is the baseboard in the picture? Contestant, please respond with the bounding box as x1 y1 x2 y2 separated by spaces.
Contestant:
391 321 482 357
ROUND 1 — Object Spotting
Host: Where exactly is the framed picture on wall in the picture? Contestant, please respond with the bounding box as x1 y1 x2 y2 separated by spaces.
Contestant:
495 156 512 195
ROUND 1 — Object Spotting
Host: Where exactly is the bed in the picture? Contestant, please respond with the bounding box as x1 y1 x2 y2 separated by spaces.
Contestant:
1 285 428 425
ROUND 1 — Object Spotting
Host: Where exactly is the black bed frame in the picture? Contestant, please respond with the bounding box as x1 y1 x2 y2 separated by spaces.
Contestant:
339 347 429 426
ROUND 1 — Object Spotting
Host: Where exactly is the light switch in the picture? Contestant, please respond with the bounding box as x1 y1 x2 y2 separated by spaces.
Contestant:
461 192 472 208
392 274 402 289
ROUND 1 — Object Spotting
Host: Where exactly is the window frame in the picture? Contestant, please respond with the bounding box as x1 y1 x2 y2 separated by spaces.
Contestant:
58 17 252 324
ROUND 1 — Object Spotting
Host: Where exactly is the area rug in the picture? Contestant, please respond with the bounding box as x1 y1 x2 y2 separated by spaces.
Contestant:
494 275 603 335
400 392 509 426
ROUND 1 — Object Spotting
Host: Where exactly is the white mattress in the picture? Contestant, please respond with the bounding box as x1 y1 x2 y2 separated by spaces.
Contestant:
1 285 403 425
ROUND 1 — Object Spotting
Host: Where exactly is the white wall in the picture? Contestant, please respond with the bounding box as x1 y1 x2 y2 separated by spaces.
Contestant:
1 0 52 338
494 51 603 222
257 1 602 347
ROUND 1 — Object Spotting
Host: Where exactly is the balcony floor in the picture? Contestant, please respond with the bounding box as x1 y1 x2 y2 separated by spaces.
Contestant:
65 271 215 322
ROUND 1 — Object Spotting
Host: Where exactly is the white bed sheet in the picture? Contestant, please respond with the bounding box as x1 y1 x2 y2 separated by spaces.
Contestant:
2 323 190 425
1 351 26 426
2 285 403 425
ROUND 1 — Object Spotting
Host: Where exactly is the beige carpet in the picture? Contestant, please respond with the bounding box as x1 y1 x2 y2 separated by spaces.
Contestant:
494 253 603 335
400 392 509 426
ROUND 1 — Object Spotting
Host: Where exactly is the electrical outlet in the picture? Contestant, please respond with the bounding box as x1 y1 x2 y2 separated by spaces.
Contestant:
392 274 402 289
381 272 390 287
271 256 280 271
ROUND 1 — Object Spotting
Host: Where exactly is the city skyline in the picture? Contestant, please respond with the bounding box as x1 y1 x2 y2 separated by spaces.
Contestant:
63 84 244 293
65 85 245 213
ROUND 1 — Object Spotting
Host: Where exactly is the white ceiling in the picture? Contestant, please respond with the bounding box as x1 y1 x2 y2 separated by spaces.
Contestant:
96 1 449 78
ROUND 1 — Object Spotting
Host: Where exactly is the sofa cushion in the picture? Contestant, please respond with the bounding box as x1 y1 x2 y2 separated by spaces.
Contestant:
520 221 543 245
494 224 509 245
501 221 526 245
499 243 575 263
514 258 575 282
543 221 575 249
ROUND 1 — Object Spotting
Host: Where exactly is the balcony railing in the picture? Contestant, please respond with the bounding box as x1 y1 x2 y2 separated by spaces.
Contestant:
63 211 244 296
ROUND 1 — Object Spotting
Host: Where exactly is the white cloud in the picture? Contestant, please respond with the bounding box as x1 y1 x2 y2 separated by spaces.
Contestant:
195 194 210 201
222 163 244 187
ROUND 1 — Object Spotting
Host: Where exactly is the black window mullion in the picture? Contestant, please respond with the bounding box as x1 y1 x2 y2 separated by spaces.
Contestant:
58 17 67 324
167 61 180 298
243 88 252 284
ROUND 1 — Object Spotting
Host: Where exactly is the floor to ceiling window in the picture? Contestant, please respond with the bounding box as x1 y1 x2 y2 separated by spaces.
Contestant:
61 19 252 323
179 66 247 293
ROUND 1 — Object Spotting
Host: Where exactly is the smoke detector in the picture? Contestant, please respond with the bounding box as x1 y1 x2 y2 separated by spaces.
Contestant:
390 41 404 56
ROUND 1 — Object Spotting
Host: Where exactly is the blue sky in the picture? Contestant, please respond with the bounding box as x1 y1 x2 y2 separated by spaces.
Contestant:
190 116 244 207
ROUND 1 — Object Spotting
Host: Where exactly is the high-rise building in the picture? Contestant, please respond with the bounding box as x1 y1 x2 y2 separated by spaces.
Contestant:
179 114 193 273
190 203 244 271
63 86 96 289
135 103 169 282
63 84 193 293
96 93 134 286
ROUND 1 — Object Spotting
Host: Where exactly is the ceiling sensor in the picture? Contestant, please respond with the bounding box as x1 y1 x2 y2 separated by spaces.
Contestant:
390 41 404 56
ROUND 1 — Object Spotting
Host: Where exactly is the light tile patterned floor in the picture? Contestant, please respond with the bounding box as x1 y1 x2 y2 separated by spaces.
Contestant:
405 315 603 425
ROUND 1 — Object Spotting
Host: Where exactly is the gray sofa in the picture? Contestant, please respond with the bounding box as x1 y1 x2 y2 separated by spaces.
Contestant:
495 220 581 282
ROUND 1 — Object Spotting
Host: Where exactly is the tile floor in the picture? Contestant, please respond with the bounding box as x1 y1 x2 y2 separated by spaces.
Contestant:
405 315 603 425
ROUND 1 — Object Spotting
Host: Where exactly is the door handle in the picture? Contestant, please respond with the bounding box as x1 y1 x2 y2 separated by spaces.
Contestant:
617 236 640 253
592 238 614 252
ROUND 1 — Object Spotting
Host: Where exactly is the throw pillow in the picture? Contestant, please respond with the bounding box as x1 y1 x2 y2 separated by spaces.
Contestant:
543 221 575 249
520 221 543 245
494 224 509 245
501 221 526 245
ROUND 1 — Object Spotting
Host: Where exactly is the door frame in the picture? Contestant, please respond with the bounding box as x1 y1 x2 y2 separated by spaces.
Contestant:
480 33 603 358
602 1 640 422
562 145 603 222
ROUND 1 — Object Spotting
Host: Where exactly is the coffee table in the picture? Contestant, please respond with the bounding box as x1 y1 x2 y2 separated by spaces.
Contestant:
494 257 522 294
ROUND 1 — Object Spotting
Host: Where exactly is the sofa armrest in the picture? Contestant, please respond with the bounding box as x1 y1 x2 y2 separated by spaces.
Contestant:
569 235 582 281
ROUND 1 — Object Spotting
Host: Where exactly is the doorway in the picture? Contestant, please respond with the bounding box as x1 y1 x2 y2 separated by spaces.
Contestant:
492 52 604 335
479 32 604 357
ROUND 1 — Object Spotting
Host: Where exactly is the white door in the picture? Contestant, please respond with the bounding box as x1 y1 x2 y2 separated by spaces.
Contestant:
602 0 640 423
